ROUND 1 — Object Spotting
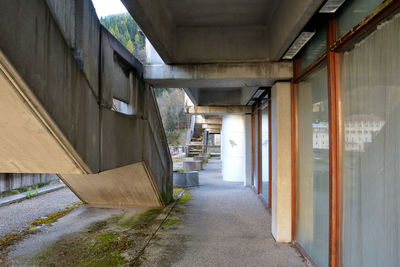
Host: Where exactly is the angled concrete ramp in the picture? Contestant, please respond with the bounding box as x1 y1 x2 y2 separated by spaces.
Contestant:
0 51 89 175
60 162 164 208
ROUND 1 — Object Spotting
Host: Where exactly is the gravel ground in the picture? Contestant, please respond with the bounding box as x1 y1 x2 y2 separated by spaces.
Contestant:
0 188 79 236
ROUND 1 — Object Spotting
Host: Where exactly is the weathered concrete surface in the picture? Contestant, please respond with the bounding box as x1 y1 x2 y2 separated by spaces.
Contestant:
60 162 164 208
124 0 323 63
271 82 292 242
141 159 306 266
202 124 222 129
183 161 202 172
186 105 252 115
0 0 172 205
144 62 292 88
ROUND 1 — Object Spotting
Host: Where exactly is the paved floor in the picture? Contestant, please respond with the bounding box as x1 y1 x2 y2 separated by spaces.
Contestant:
173 159 306 266
0 188 79 236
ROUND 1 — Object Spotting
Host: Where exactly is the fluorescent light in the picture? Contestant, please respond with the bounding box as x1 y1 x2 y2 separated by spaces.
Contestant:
319 0 346 13
253 89 264 98
283 31 315 60
247 100 255 106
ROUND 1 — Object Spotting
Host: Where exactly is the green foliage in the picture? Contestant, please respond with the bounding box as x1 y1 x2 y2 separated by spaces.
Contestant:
1 182 50 198
99 13 145 60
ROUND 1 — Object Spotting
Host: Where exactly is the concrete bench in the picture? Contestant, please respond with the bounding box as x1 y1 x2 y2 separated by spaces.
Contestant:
173 171 199 187
183 160 202 172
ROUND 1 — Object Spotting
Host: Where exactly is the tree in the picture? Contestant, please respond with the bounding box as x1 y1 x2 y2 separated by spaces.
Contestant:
126 40 134 53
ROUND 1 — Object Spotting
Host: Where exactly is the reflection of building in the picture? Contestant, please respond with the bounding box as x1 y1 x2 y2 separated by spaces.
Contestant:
344 114 384 152
313 122 329 149
313 115 385 152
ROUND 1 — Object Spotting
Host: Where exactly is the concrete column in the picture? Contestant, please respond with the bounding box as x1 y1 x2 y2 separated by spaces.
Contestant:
221 115 246 183
271 82 292 242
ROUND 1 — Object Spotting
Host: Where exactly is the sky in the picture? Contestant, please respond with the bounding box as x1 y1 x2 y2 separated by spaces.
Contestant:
91 0 128 18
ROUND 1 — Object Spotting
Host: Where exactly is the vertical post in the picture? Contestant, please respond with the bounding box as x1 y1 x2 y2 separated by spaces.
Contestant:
257 102 262 194
268 94 272 209
327 19 340 267
291 81 297 241
203 130 208 154
251 106 255 186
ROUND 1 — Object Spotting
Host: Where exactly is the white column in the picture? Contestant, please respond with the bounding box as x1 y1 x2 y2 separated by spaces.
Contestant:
271 82 292 242
221 115 246 183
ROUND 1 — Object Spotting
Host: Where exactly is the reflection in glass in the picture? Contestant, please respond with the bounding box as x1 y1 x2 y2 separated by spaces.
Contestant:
297 64 329 267
340 12 400 267
261 107 269 202
253 112 258 190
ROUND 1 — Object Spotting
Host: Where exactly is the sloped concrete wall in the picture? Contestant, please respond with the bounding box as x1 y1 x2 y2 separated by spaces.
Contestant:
0 0 172 204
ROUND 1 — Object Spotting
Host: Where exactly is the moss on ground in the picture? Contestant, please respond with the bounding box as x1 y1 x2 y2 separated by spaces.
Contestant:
0 202 82 252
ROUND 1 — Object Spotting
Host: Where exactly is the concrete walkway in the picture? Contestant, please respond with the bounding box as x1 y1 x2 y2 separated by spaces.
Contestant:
174 159 306 266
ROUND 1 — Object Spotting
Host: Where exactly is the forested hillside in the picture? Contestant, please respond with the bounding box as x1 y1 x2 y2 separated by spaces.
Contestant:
100 13 146 62
155 88 189 146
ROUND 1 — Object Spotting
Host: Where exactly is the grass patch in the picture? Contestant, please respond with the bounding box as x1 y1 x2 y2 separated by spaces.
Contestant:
173 187 184 199
162 219 180 227
117 208 163 228
33 232 129 267
177 194 192 204
0 182 50 198
32 207 170 267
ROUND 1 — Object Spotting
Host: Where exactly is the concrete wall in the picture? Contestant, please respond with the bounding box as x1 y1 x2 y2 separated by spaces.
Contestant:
0 174 58 193
0 0 172 203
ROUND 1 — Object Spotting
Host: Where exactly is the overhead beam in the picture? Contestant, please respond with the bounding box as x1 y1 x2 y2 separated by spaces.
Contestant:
144 62 292 88
207 129 221 134
186 105 252 115
204 118 222 125
202 124 222 129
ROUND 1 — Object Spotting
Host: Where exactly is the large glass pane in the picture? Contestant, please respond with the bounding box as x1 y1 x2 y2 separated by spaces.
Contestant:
296 64 329 267
339 12 400 267
261 107 269 202
253 112 258 190
336 0 383 38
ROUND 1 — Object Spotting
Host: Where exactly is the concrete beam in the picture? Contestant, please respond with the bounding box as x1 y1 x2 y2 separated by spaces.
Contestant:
202 124 222 129
144 62 292 88
186 106 252 115
267 0 324 60
207 129 221 134
204 118 222 125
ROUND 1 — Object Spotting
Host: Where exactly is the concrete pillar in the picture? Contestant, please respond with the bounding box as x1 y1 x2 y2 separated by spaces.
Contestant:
271 82 292 242
221 115 246 183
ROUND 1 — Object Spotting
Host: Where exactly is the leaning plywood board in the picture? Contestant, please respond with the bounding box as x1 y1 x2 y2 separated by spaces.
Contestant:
60 162 164 208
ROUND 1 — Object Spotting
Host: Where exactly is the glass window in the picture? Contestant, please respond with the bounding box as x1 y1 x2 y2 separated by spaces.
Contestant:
339 11 400 267
261 107 269 202
296 64 329 267
253 111 259 190
336 0 384 38
299 23 327 72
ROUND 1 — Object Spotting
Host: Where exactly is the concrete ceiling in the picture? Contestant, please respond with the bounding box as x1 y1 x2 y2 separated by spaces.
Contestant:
166 0 274 27
122 0 324 63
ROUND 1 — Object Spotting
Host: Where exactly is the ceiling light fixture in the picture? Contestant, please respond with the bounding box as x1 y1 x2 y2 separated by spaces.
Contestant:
253 89 265 99
283 31 315 60
247 100 255 106
319 0 346 13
